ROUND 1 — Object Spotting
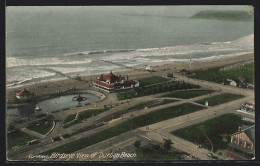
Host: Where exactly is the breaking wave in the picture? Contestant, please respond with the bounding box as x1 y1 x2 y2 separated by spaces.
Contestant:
64 49 135 56
6 57 92 68
6 34 253 88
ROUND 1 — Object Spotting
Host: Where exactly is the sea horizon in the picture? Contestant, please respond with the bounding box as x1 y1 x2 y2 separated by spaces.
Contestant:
6 6 254 88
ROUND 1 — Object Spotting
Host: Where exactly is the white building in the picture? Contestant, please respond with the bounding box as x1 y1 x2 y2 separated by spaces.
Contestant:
93 72 139 92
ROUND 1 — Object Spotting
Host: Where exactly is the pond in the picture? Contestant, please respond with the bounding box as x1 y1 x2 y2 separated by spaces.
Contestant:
6 92 100 117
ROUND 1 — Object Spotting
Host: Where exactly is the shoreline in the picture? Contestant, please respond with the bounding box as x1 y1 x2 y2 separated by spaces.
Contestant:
6 53 254 106
6 52 254 89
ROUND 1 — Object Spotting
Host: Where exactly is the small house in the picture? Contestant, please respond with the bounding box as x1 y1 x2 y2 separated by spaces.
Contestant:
230 80 237 87
247 84 254 89
179 69 193 76
237 77 247 88
229 125 255 156
227 79 237 87
16 89 34 101
167 73 174 78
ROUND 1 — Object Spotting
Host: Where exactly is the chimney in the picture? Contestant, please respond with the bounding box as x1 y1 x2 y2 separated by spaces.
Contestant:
238 126 241 132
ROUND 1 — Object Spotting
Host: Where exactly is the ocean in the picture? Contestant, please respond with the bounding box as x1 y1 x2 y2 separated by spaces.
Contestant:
6 6 254 88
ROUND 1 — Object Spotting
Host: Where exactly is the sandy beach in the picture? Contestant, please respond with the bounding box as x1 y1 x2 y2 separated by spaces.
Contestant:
6 53 254 106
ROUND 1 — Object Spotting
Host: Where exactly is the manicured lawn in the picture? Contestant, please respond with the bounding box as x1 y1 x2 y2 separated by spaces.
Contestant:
159 99 178 105
63 114 76 124
138 76 169 87
125 99 178 113
27 121 54 135
41 103 204 155
63 108 110 128
161 90 214 99
190 63 254 84
117 81 200 100
7 130 37 150
195 93 244 106
224 63 254 84
171 114 254 152
78 108 109 121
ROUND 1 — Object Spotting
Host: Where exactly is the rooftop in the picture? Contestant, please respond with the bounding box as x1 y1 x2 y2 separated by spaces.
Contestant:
16 89 33 96
232 125 255 143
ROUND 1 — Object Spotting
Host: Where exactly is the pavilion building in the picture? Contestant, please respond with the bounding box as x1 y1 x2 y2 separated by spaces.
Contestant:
92 71 139 92
16 89 34 101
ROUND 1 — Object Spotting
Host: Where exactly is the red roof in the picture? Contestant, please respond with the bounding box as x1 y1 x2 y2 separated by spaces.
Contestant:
124 80 137 85
238 77 246 82
100 72 122 83
93 80 114 89
16 89 33 96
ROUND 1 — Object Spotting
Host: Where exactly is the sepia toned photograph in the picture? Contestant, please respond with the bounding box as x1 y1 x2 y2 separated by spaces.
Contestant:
6 6 254 161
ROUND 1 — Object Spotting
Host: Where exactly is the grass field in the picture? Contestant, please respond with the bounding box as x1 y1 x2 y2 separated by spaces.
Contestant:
78 108 109 120
41 103 204 155
171 114 254 152
138 76 169 87
27 121 54 135
63 114 76 124
189 63 254 84
125 99 178 113
195 93 244 106
7 130 37 150
117 81 200 100
161 90 214 99
63 108 110 128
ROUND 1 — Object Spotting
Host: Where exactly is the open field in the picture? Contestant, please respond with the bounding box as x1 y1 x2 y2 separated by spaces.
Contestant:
125 99 178 113
117 80 200 100
63 114 76 124
78 108 109 121
161 90 214 99
189 63 254 84
171 114 254 152
63 108 110 128
7 131 37 150
138 76 170 87
27 121 54 135
195 93 244 106
41 103 204 155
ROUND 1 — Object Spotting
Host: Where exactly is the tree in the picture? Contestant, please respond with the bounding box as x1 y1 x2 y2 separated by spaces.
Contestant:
8 124 15 132
187 83 191 89
181 81 187 89
163 138 173 151
175 81 180 90
134 140 141 148
169 85 174 91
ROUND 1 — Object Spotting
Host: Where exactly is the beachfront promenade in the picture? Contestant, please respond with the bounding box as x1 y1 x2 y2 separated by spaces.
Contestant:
7 62 254 160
